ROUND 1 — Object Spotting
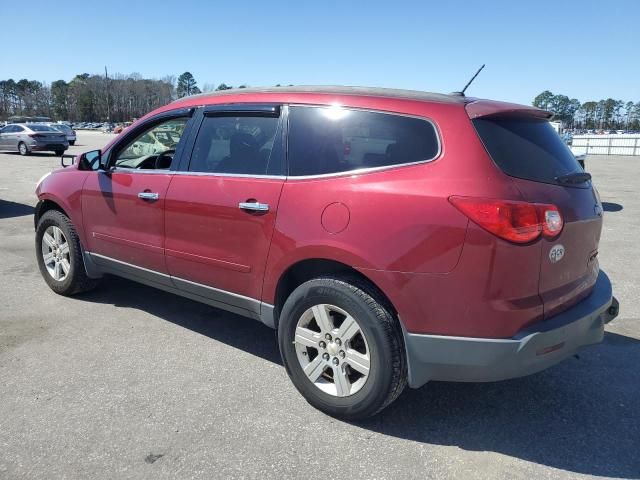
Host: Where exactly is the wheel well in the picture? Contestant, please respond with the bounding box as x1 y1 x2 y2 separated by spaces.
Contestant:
273 258 397 328
34 200 67 229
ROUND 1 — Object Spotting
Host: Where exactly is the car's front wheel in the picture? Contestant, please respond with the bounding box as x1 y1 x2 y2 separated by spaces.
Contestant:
278 276 407 420
35 210 99 295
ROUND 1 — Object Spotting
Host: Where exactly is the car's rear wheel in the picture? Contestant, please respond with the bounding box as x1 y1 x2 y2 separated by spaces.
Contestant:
53 149 64 156
278 276 407 420
18 142 28 156
35 210 99 295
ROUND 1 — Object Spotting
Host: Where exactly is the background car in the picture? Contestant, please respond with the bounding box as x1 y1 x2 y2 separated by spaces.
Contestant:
0 123 68 156
47 123 77 145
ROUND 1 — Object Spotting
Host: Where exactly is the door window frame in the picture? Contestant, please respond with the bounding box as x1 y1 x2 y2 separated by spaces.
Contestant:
102 107 197 172
175 103 287 178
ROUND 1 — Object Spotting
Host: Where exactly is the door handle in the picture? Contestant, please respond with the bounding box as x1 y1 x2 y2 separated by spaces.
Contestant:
239 201 269 212
138 192 159 201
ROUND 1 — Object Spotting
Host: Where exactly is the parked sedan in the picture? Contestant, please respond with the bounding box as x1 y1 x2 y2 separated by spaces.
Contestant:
47 123 77 145
0 123 68 155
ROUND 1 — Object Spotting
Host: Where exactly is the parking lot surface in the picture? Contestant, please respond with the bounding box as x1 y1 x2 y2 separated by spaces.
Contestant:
1 132 638 480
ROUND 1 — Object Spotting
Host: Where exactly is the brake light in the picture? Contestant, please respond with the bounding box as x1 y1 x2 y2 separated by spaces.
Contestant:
28 133 44 138
449 197 563 243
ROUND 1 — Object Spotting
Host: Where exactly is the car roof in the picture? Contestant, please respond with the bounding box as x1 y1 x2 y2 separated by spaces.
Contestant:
173 85 472 106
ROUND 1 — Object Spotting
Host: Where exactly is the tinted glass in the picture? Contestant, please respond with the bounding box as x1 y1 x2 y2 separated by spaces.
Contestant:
52 124 72 133
189 115 282 175
473 116 582 184
0 126 10 133
29 124 57 132
288 106 439 176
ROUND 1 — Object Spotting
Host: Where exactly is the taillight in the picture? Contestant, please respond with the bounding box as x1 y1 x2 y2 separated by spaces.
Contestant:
28 133 44 138
449 196 563 244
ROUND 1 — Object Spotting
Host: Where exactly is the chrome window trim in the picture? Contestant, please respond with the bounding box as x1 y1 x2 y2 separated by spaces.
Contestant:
108 104 441 181
285 103 442 180
109 167 287 180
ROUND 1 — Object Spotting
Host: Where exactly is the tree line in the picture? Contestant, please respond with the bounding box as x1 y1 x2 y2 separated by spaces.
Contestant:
0 71 254 122
533 90 640 130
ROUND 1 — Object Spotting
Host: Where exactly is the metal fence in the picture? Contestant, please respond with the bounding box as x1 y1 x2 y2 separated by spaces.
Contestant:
572 135 640 156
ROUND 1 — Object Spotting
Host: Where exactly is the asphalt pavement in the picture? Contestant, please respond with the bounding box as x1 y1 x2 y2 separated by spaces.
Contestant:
0 132 638 479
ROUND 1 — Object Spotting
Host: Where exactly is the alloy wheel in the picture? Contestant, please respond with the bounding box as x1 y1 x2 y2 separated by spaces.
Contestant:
41 226 70 281
294 303 371 397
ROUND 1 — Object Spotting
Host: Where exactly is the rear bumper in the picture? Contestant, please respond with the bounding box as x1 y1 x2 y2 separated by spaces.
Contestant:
31 142 68 151
404 270 617 388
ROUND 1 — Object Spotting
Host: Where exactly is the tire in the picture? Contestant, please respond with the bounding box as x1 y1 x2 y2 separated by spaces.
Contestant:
18 142 29 156
69 140 75 146
35 210 99 296
278 276 407 420
53 149 64 156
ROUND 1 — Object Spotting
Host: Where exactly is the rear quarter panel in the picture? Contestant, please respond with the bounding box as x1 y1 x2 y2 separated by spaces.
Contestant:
262 99 526 307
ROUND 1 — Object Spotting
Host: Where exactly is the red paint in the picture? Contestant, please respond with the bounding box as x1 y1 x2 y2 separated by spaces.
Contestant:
37 89 604 339
321 203 350 234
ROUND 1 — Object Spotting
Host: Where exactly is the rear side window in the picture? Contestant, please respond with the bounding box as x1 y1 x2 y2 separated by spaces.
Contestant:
189 116 283 175
473 116 581 184
288 106 439 176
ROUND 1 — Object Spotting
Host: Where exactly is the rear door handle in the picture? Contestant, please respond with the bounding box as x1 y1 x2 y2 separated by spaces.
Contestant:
138 192 159 201
239 201 269 212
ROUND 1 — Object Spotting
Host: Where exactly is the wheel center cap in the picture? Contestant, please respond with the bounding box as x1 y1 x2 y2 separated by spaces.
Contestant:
326 342 339 356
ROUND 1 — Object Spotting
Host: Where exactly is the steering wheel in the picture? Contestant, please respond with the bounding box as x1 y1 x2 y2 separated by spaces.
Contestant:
154 149 176 169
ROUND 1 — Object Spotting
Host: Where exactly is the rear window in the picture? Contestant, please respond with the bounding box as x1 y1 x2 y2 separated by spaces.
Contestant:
29 124 57 132
288 106 439 176
473 116 581 184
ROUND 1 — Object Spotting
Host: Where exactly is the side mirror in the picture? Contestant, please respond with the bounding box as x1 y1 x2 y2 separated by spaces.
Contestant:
78 150 104 171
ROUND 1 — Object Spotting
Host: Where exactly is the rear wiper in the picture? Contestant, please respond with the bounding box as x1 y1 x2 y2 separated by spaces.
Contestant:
555 172 591 185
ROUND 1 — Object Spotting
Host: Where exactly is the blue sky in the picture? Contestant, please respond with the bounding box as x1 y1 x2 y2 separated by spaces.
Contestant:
2 0 638 105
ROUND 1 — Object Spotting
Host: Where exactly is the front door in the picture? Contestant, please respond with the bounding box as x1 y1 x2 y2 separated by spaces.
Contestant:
164 105 286 311
82 115 192 274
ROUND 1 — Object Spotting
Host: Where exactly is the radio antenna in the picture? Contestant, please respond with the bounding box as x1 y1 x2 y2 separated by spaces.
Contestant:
451 64 485 96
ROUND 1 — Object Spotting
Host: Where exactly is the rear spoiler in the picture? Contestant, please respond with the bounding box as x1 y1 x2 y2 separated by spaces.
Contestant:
466 100 552 120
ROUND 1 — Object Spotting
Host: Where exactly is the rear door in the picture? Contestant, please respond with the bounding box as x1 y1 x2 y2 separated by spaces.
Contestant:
472 114 603 317
164 104 286 312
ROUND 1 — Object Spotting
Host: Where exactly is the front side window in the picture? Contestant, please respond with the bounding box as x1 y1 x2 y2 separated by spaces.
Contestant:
113 118 188 169
288 106 440 176
188 115 283 175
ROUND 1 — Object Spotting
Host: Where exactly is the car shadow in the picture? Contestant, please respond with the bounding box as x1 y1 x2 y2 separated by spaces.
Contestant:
602 202 623 212
78 276 639 478
0 199 35 219
79 275 281 364
3 151 61 157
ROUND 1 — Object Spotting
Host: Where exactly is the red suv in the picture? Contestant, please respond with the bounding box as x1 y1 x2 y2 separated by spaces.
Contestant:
34 86 618 419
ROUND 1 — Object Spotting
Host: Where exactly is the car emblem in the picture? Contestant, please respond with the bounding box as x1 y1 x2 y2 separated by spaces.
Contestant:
594 203 603 217
549 244 565 264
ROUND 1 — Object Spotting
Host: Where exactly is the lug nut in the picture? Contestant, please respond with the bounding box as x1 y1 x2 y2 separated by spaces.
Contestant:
319 341 326 349
322 353 330 361
335 338 341 346
332 357 339 365
339 351 345 358
325 333 332 341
